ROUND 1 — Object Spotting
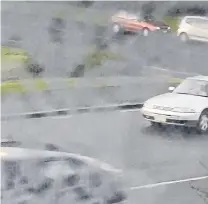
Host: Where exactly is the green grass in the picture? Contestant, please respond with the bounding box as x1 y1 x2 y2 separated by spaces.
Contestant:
34 79 49 90
167 77 184 88
1 80 27 93
1 46 29 63
84 47 126 68
67 78 76 87
0 79 49 93
163 16 180 32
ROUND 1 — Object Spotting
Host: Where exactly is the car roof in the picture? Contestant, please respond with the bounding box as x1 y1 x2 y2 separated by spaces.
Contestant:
187 75 208 81
114 10 139 19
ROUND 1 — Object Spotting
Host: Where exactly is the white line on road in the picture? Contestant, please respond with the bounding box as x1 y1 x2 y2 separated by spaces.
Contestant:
130 175 208 191
120 109 141 113
145 66 199 76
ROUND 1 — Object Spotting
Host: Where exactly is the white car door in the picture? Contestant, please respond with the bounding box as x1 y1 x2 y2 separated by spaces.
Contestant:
184 18 199 38
190 18 208 41
198 18 208 40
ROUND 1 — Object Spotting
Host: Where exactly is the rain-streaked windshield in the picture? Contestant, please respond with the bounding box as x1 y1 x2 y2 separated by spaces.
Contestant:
173 79 208 97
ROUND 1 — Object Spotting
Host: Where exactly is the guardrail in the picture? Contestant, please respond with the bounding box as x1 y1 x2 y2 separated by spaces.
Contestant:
1 102 143 120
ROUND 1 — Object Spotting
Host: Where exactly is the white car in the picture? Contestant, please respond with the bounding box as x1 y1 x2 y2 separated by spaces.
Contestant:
177 16 208 43
142 75 208 133
1 140 127 204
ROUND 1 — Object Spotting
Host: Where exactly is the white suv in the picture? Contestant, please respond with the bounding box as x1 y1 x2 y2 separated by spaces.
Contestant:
177 16 208 43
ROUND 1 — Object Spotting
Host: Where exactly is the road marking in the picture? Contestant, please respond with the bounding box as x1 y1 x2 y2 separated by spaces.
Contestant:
120 108 141 113
130 175 208 190
145 65 199 76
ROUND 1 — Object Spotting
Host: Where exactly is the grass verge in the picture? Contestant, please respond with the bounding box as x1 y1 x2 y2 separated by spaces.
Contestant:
84 47 126 68
163 16 180 32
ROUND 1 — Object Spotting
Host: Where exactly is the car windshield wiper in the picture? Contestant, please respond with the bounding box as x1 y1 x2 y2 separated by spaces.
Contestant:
176 92 208 97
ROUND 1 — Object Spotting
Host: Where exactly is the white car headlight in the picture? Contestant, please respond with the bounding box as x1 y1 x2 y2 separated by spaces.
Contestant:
172 107 196 113
156 27 160 30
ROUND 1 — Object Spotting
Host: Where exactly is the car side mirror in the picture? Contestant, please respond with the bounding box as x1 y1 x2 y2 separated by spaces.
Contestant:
168 86 175 92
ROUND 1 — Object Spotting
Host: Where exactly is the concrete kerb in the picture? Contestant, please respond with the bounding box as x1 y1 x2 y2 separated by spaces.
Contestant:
1 102 144 121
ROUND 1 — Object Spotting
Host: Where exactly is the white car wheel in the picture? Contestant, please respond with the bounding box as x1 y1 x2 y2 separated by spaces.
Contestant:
143 28 149 37
180 33 188 43
197 111 208 134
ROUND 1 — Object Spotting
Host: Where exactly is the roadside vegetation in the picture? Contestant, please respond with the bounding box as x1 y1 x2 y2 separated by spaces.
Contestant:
163 16 180 32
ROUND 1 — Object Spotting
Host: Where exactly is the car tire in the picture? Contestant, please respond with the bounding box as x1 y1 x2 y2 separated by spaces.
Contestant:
112 23 123 35
197 110 208 134
179 32 189 43
142 28 149 37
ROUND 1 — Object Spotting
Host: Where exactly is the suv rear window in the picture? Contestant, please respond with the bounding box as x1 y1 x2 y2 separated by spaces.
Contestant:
186 17 208 25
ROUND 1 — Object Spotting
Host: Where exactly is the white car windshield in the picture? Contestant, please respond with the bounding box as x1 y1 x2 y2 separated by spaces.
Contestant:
173 79 208 97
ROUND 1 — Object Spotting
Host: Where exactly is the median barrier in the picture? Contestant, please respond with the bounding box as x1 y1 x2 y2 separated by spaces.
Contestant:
1 102 144 120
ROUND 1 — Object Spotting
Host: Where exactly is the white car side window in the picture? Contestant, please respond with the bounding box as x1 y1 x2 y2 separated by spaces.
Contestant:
199 19 208 29
202 84 208 95
190 81 208 96
174 79 208 97
185 18 195 25
185 18 204 26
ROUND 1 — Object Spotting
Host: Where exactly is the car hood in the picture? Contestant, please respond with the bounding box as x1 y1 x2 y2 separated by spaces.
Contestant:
146 93 207 112
1 147 122 174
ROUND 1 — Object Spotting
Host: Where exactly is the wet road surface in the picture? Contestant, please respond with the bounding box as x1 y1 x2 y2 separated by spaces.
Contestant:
2 110 208 203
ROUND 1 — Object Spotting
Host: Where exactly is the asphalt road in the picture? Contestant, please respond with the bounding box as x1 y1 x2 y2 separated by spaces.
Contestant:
105 33 208 76
2 110 208 203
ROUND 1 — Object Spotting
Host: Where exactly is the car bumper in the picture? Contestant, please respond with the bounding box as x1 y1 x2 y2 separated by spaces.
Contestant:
141 107 200 127
156 28 172 34
124 28 171 34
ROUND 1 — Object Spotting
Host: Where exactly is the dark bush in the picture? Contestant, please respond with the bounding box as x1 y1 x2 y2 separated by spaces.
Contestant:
26 62 44 76
141 2 156 16
70 64 85 77
48 17 66 43
79 1 94 8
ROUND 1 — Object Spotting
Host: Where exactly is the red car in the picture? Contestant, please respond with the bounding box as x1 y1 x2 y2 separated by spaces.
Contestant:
111 11 171 36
